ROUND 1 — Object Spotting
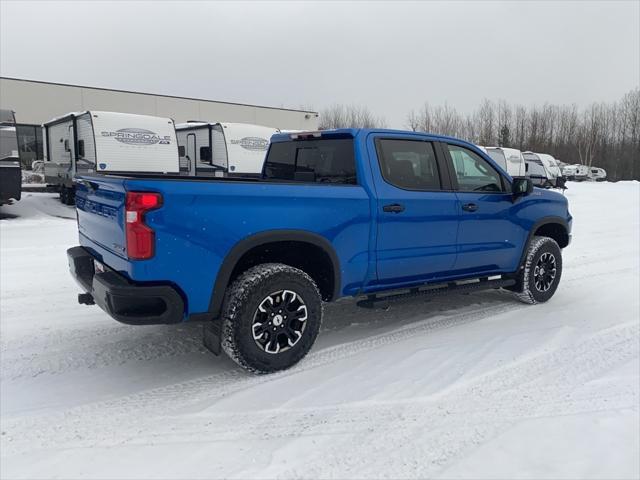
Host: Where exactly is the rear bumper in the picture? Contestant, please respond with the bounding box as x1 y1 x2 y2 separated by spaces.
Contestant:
67 246 184 325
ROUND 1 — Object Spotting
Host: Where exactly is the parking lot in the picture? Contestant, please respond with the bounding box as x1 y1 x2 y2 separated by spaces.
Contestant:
1 181 638 479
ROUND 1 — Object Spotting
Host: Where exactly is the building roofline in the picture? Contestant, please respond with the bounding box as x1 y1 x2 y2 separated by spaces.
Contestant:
0 76 318 116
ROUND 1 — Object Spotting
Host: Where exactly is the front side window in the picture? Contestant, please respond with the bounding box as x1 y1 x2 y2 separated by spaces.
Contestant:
448 144 503 192
376 139 441 190
264 139 356 184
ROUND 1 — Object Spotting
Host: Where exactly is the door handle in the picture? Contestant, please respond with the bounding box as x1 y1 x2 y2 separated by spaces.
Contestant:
383 203 405 213
462 203 478 212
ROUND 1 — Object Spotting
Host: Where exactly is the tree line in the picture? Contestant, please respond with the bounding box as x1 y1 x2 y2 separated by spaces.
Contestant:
319 88 639 181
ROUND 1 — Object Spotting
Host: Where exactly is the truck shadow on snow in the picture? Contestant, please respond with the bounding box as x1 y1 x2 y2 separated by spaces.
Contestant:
1 289 521 416
66 288 518 377
0 211 19 220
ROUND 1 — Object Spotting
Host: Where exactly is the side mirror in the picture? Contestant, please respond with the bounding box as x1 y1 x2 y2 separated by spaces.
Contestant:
512 177 533 197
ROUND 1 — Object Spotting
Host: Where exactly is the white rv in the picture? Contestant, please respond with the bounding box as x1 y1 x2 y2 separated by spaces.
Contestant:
43 111 179 204
175 122 279 176
522 151 564 187
562 164 589 181
588 166 607 182
481 147 526 177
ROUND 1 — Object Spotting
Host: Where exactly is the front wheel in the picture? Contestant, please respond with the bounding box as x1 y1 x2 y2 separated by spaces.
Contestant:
509 236 563 304
221 263 323 374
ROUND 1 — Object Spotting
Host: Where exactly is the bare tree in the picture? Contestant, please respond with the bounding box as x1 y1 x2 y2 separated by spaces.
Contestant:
406 110 420 131
319 104 387 130
402 87 639 180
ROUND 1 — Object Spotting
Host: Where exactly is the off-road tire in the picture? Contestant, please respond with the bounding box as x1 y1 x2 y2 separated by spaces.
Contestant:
60 187 75 206
509 236 563 304
221 263 323 374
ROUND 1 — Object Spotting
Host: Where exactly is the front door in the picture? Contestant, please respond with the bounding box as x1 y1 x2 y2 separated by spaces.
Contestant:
370 135 459 288
445 143 524 274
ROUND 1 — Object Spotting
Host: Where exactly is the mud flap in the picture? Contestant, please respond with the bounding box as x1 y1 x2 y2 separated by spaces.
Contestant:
203 320 222 356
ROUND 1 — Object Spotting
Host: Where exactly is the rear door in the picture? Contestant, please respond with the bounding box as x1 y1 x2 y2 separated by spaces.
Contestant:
369 135 459 286
444 143 523 274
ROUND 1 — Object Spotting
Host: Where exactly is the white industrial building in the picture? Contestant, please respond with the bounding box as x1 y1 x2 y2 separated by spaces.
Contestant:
0 77 318 167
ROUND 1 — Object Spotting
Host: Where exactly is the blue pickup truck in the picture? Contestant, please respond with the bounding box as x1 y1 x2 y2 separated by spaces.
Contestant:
68 128 572 373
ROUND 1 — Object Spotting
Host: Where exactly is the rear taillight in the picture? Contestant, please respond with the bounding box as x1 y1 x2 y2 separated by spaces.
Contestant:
125 192 162 260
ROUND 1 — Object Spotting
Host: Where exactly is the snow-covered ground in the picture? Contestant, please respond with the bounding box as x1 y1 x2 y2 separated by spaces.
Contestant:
1 184 639 480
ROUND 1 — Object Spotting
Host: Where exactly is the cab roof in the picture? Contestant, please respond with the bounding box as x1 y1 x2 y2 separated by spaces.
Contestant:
270 128 477 148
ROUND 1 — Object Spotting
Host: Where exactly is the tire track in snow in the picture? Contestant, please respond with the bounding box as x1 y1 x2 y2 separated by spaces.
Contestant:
3 312 637 461
106 322 640 442
1 264 635 458
1 300 526 455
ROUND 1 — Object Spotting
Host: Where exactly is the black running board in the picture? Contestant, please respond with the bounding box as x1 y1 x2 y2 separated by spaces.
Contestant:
357 277 516 309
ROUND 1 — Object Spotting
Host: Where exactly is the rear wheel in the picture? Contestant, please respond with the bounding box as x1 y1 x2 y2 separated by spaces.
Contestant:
60 186 75 205
509 236 563 304
221 263 323 374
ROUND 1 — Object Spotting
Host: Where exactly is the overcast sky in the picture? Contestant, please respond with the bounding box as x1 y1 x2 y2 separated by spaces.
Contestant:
1 0 638 127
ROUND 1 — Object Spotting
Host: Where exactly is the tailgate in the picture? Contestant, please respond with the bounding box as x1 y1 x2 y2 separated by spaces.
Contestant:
75 176 127 259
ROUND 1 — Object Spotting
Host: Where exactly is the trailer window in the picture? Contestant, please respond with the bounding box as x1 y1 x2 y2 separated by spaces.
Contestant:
524 158 547 177
0 126 18 160
200 146 212 162
15 125 44 168
264 139 356 184
75 116 96 174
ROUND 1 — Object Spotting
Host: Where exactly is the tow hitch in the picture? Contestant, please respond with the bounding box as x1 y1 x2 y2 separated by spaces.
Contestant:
78 293 95 305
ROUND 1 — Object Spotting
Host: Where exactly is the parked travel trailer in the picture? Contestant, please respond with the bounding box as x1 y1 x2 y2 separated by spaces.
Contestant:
43 111 179 204
521 152 553 187
588 166 607 182
481 147 526 177
0 109 22 205
175 122 279 176
562 164 590 181
522 151 567 188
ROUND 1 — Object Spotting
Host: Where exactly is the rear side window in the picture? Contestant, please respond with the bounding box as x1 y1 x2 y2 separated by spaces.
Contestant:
448 144 504 192
263 139 356 184
376 139 441 190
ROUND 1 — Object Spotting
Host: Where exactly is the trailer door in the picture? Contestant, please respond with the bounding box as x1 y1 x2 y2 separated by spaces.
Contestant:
186 133 196 175
67 124 75 183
